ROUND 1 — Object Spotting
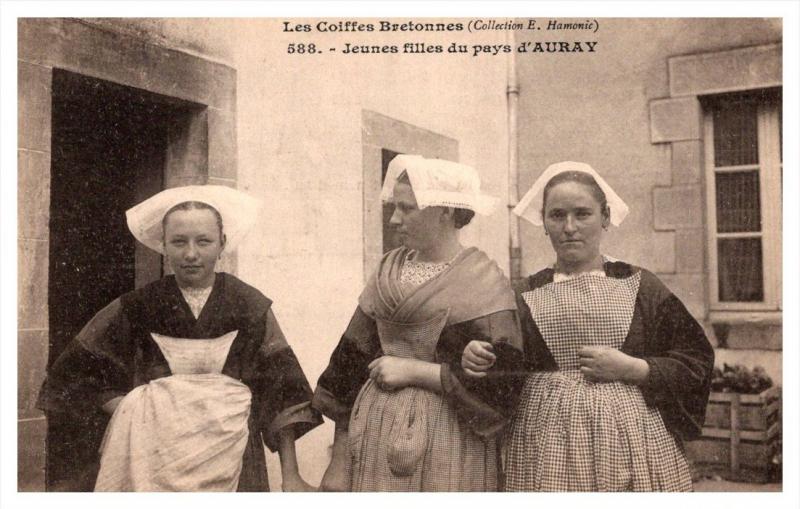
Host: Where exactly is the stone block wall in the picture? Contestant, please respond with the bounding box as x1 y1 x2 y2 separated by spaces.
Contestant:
515 19 782 383
647 42 782 377
17 18 237 490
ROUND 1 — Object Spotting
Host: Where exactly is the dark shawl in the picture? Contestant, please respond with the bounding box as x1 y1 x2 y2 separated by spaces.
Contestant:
37 272 322 491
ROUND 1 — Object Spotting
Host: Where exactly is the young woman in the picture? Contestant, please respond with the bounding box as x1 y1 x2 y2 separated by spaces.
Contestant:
314 155 526 491
463 162 714 491
38 185 321 491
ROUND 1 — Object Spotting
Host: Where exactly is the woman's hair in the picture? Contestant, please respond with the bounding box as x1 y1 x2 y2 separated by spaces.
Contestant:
394 171 475 229
161 201 224 240
541 171 610 219
452 208 475 229
396 171 412 187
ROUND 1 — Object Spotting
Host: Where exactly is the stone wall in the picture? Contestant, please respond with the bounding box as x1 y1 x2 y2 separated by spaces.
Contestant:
17 17 511 490
17 18 236 490
514 18 783 381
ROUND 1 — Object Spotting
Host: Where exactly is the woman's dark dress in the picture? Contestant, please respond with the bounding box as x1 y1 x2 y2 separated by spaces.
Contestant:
38 272 322 491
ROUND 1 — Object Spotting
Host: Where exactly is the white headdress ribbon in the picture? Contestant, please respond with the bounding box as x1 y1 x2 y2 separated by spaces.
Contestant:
513 161 629 226
380 154 497 215
125 185 261 254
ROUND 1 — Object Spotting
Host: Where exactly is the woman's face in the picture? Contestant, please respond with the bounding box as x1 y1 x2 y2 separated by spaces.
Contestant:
543 181 609 268
389 181 445 253
163 208 224 288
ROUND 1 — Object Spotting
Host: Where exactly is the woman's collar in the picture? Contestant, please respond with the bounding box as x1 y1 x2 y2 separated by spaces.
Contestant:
552 255 614 282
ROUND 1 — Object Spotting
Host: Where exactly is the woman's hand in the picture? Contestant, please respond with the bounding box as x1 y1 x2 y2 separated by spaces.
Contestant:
578 346 650 384
367 356 418 391
319 427 350 492
101 396 124 415
277 428 317 491
318 460 349 492
282 471 316 492
461 340 496 378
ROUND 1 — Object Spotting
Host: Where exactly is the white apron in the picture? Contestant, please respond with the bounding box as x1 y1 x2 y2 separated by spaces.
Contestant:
94 330 252 492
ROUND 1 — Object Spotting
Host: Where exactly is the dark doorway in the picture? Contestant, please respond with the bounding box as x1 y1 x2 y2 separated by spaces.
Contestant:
381 148 402 253
45 70 202 490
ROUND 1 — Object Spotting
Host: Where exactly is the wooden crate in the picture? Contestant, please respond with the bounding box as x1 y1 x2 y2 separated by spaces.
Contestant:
685 386 781 483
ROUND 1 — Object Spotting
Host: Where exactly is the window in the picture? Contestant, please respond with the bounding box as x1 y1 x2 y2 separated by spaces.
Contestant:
703 88 782 311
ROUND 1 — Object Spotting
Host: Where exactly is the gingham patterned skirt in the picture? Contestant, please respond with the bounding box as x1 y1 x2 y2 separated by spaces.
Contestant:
505 272 692 492
505 372 692 491
348 379 496 492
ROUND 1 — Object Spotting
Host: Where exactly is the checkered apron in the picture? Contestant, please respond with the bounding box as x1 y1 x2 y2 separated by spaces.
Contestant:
505 272 692 492
348 310 496 492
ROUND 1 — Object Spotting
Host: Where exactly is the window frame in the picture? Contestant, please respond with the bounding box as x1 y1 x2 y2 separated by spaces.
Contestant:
703 91 782 312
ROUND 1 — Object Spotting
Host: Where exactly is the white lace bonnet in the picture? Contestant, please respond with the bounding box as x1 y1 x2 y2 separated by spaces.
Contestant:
380 154 497 215
513 161 629 226
125 185 262 255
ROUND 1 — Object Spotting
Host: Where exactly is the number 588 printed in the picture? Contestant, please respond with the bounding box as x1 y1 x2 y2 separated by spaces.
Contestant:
287 43 318 54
